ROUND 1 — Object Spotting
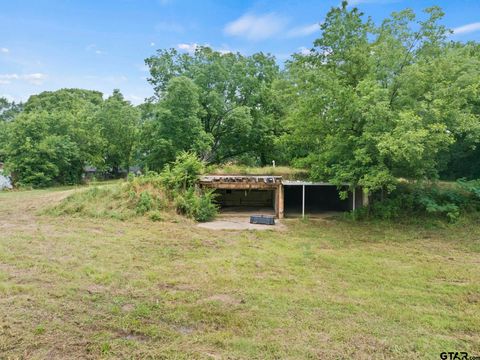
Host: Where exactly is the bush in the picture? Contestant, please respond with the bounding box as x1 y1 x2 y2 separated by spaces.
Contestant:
136 191 153 215
160 152 218 221
160 152 204 193
174 188 218 222
457 179 480 200
361 181 480 222
149 210 164 222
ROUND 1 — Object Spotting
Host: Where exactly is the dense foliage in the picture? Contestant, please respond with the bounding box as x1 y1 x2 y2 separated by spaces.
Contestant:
144 47 283 167
5 90 104 186
1 0 480 223
1 89 138 187
160 152 218 221
357 180 480 222
282 2 480 193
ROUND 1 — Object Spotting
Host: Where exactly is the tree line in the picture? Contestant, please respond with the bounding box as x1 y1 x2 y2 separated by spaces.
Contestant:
1 1 479 192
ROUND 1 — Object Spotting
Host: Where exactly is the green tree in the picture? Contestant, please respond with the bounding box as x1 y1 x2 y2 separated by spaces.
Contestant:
6 111 83 186
0 97 24 163
145 47 282 164
139 77 210 171
97 89 140 175
283 2 480 192
4 89 104 187
24 88 103 113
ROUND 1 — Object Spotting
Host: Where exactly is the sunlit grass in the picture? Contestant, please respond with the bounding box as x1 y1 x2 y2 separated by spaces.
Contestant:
0 187 479 358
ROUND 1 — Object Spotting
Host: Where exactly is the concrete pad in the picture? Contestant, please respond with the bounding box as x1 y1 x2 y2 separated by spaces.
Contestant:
197 216 286 231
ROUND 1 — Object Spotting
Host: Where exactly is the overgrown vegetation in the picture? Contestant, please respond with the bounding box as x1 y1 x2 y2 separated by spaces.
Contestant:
47 152 218 222
2 2 479 196
358 180 480 222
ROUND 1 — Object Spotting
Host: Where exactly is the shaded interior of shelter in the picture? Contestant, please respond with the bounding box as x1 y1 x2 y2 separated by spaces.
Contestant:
213 185 353 217
213 189 276 215
284 185 351 216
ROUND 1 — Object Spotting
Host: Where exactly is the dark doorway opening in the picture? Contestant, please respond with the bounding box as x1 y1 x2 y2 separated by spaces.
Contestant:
284 185 351 216
214 189 275 214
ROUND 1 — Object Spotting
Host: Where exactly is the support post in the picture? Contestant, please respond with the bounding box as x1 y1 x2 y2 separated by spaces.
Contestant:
278 184 284 219
353 187 356 211
302 184 305 218
274 188 278 218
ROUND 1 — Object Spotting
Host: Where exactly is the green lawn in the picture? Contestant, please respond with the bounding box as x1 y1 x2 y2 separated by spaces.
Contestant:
0 187 479 359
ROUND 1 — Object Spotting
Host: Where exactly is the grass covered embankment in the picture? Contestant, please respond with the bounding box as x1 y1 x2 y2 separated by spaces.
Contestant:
46 153 218 222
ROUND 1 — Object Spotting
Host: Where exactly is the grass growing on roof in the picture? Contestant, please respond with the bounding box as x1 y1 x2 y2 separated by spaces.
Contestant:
207 164 308 180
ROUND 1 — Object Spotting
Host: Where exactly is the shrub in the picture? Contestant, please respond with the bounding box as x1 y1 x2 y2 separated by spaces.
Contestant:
136 191 153 215
174 188 218 222
361 181 480 222
457 179 480 200
149 210 164 222
160 152 204 193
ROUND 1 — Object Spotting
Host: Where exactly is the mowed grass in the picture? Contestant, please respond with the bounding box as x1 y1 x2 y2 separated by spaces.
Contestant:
0 187 479 359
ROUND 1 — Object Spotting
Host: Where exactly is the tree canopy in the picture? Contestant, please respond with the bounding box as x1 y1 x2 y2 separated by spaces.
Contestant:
281 2 480 192
3 89 138 187
145 47 283 165
1 2 480 191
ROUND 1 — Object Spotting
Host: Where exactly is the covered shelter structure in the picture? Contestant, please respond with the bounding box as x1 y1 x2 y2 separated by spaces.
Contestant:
199 175 367 219
199 175 284 218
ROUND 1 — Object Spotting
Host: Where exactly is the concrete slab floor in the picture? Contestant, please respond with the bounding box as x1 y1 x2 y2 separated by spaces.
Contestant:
197 210 286 231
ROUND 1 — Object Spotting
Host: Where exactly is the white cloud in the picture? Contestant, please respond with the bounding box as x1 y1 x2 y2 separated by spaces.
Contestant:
22 73 47 85
298 46 313 55
86 44 106 55
224 13 287 41
0 74 18 84
125 94 145 104
177 43 201 53
287 23 320 38
0 48 9 54
0 73 47 85
0 94 15 102
150 42 156 47
453 22 480 35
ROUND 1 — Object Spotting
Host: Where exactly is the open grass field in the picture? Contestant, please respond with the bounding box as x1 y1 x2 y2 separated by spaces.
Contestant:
1 185 479 359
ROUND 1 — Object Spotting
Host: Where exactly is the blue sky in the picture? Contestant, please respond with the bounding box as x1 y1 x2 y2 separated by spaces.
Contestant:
1 0 479 104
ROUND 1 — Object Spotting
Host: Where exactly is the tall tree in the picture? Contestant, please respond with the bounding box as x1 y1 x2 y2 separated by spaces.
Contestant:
4 89 104 187
283 2 480 192
97 89 140 175
0 97 24 163
145 47 282 165
139 77 210 171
